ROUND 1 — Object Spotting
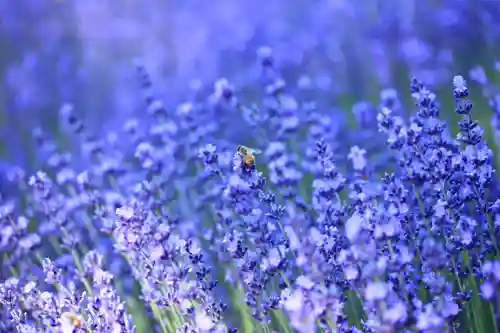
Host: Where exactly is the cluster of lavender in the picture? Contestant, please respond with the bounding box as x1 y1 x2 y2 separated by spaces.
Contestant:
2 45 500 333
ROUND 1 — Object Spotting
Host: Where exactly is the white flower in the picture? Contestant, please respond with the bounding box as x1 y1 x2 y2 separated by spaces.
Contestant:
285 226 300 249
452 75 466 89
284 289 304 312
365 281 388 301
267 248 281 268
195 311 214 331
348 146 367 171
296 275 315 290
111 321 122 333
344 266 358 280
116 205 134 220
345 212 363 241
23 281 36 294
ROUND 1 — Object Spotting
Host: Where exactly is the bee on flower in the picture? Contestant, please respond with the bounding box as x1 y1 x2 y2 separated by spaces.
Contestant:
237 145 262 168
60 311 84 333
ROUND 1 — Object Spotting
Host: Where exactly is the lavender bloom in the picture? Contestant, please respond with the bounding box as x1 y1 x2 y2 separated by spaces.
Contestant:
3 7 500 332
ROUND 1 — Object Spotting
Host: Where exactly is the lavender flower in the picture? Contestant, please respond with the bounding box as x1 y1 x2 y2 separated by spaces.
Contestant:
3 11 500 333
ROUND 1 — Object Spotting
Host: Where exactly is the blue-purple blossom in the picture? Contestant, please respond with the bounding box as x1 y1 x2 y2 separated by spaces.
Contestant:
2 3 500 333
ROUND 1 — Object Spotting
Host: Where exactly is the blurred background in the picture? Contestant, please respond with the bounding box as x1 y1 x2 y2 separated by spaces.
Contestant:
1 0 500 168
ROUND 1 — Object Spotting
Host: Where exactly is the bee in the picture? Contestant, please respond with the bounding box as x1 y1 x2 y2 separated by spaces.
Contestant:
60 311 83 330
237 145 262 168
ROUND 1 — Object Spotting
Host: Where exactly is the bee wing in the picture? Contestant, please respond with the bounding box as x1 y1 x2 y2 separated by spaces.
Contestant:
248 148 263 155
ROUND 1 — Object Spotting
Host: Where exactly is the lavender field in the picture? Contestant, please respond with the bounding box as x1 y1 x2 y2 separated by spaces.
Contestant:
2 0 500 332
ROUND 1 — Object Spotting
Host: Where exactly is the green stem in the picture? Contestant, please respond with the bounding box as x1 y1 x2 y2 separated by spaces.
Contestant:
152 301 172 333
